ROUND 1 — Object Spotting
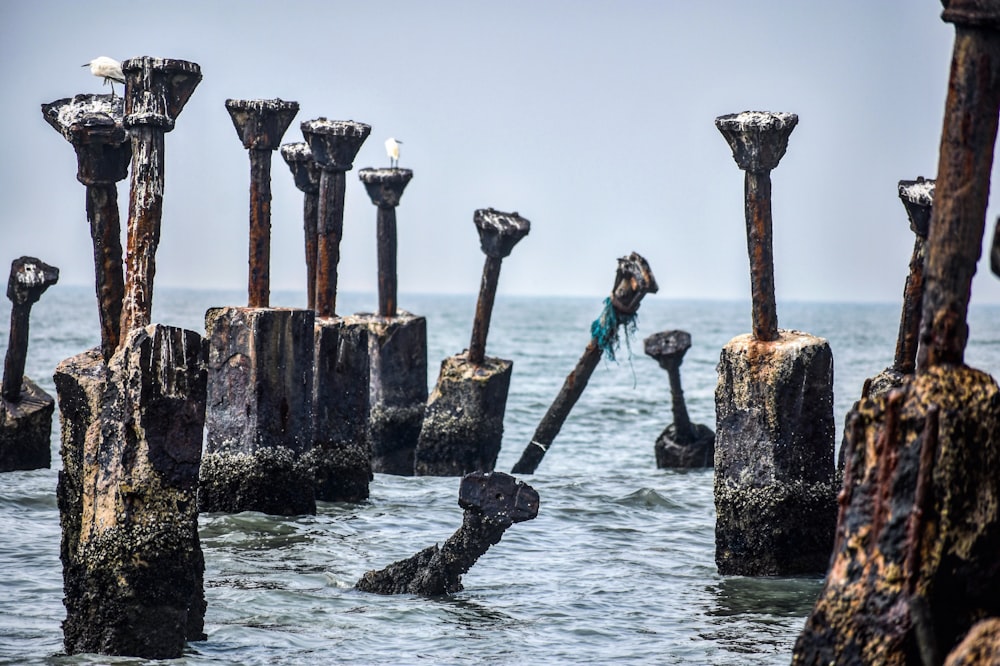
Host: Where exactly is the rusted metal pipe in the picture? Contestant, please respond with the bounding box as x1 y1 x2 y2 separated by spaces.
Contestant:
511 252 658 475
467 209 530 365
119 57 202 344
41 94 130 362
894 178 934 375
643 330 694 442
301 119 371 318
918 3 1000 369
358 168 414 317
3 257 59 402
716 111 798 342
226 99 300 309
280 142 321 310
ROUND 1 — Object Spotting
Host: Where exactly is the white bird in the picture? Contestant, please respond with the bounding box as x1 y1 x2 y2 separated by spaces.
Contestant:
82 56 125 97
385 137 403 168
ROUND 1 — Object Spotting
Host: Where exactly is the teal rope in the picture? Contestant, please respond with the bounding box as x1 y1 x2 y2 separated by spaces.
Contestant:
590 297 638 362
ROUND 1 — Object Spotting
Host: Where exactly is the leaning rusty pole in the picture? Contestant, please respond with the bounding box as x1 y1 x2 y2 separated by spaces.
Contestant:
356 471 539 595
0 257 58 471
644 330 714 468
416 209 529 476
713 111 837 576
864 178 935 400
199 99 318 516
54 56 209 660
511 252 658 475
41 93 130 362
794 3 1000 662
299 119 381 496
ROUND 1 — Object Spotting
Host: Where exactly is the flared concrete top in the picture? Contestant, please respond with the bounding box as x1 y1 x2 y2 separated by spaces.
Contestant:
715 111 798 173
898 178 935 238
7 256 59 306
41 94 125 142
300 118 371 171
226 98 300 151
359 168 414 207
122 57 202 131
280 142 321 194
644 329 691 367
942 0 1000 28
610 252 658 315
459 471 539 525
473 208 530 259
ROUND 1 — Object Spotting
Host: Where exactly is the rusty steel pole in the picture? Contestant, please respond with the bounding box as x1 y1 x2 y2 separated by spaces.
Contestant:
119 57 201 344
3 257 59 402
41 95 131 362
280 142 321 310
301 119 371 318
644 330 695 442
467 209 530 364
226 99 300 309
894 178 934 375
918 2 1000 370
359 168 414 317
716 111 798 342
511 252 658 475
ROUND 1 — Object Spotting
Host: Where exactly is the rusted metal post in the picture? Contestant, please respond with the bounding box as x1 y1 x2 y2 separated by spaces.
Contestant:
894 178 934 375
280 142 321 310
226 99 300 308
644 330 694 440
467 209 530 365
41 95 130 362
118 57 201 344
3 258 59 402
511 252 658 475
715 111 798 342
300 119 371 318
917 3 1000 370
358 167 414 317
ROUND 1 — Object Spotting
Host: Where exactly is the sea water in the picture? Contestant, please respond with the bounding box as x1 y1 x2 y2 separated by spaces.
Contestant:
2 287 999 664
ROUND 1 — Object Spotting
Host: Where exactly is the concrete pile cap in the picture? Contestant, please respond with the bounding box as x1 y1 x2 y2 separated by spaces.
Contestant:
611 252 658 314
225 98 300 150
474 208 531 258
122 56 202 130
941 0 1000 28
7 257 59 305
359 168 414 207
279 142 320 193
898 177 935 238
41 94 125 142
644 330 691 360
459 471 539 524
300 118 372 171
715 110 798 172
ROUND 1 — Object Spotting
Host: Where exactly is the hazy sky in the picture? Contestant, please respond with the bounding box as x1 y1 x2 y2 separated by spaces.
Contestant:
3 1 1000 311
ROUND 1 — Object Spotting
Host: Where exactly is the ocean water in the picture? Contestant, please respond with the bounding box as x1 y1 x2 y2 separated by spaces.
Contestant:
3 287 1000 665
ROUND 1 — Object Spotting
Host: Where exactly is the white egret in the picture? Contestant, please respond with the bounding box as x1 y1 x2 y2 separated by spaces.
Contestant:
82 56 125 97
385 137 403 168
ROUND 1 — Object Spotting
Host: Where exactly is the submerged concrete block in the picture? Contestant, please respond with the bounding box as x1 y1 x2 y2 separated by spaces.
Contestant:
415 352 512 476
0 377 54 471
201 306 316 515
714 330 838 576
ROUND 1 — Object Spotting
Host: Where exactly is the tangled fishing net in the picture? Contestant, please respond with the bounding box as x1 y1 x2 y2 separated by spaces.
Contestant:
590 297 638 362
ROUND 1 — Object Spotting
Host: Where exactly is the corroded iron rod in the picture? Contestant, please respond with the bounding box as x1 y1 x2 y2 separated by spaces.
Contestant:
894 178 934 375
359 168 414 317
280 142 321 310
3 258 59 402
644 330 694 442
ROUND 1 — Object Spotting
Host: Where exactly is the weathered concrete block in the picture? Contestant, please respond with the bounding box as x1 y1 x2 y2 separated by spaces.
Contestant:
714 330 838 576
415 352 512 476
201 306 316 515
654 422 715 469
307 315 372 502
59 325 207 659
365 312 427 476
0 376 54 471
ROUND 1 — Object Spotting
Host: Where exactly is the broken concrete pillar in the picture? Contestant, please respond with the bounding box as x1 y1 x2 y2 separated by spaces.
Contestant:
356 471 539 595
58 325 207 659
416 209 528 476
714 110 837 576
279 142 321 310
794 4 1000 662
1 257 59 471
200 307 316 515
644 330 714 468
41 93 130 362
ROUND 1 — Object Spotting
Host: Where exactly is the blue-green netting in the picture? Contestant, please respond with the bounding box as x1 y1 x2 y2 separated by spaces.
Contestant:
589 297 638 362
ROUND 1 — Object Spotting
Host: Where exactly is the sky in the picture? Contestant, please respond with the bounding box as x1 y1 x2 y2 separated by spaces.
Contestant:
3 1 1000 311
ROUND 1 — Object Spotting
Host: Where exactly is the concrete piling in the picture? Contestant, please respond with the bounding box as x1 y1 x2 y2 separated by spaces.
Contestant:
358 167 414 318
280 142 321 310
511 252 658 475
644 330 714 468
794 4 1000 661
355 471 539 595
41 94 130 361
713 111 837 576
0 257 59 471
